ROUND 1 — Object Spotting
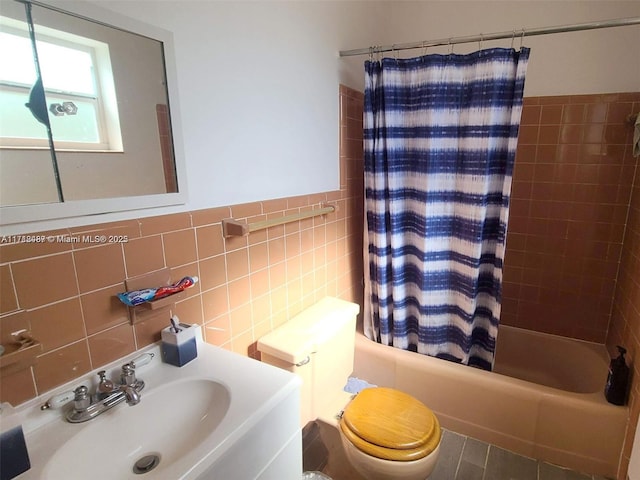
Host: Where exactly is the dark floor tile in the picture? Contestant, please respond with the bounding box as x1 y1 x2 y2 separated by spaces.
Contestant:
484 446 537 480
303 421 329 472
430 429 465 480
308 422 607 480
538 462 591 480
456 460 484 480
461 437 489 468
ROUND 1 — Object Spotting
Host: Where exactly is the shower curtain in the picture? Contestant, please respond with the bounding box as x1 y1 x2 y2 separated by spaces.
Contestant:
363 47 529 370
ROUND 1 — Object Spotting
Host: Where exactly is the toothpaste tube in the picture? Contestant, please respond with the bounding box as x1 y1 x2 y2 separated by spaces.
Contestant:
153 276 198 299
117 276 198 306
117 288 156 306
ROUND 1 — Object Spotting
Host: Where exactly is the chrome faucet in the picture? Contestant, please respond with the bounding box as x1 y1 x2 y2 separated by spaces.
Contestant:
41 353 154 423
120 384 141 406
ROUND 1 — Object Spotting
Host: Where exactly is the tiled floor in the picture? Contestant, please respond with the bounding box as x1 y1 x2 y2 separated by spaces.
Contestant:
303 422 614 480
429 430 611 480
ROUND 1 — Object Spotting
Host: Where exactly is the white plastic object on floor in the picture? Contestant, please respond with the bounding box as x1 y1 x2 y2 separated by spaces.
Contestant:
302 472 332 480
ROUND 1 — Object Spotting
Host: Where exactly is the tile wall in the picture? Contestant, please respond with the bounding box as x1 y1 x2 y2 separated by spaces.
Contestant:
0 85 365 407
502 91 639 480
608 157 640 479
2 84 637 479
502 92 640 343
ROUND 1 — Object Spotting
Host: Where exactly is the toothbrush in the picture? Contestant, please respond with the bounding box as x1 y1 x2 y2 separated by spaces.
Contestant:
170 315 181 333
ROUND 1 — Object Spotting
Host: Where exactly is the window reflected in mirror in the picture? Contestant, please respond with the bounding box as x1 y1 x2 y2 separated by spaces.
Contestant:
0 22 121 150
0 0 179 212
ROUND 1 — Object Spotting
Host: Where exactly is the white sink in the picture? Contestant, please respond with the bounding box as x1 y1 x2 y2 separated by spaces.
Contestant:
1 336 302 480
42 379 230 479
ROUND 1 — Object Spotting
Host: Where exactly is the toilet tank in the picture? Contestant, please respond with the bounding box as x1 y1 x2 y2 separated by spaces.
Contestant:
257 297 360 427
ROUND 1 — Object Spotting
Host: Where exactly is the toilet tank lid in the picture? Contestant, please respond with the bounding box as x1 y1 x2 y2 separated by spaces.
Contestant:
257 297 360 365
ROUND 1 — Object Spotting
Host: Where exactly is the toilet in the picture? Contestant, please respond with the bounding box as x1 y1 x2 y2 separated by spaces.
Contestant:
257 297 441 480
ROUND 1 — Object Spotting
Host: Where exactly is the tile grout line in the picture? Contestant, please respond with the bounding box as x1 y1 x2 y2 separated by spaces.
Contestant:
453 435 465 479
481 444 490 480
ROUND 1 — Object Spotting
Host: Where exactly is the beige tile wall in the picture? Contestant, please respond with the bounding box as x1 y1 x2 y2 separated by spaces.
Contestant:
503 92 640 343
0 85 365 407
608 159 640 480
504 92 640 480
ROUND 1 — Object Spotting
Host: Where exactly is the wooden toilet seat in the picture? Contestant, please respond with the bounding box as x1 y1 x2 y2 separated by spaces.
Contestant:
339 387 441 462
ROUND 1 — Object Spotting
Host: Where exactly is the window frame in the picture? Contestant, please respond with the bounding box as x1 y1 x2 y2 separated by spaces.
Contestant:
0 20 122 152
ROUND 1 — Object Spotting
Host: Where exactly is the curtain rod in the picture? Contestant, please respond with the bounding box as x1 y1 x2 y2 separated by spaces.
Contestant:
339 17 640 57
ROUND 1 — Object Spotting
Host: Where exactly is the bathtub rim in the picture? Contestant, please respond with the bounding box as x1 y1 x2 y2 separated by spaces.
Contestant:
356 328 614 405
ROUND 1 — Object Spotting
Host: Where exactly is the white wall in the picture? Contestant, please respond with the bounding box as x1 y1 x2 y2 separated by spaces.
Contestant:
94 0 640 213
99 0 384 213
3 0 638 234
381 1 640 97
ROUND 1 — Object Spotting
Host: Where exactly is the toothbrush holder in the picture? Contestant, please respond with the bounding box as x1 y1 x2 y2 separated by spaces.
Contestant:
161 323 197 367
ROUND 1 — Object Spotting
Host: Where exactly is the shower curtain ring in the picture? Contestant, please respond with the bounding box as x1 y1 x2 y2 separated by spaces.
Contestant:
520 28 526 48
478 33 484 51
421 41 428 57
510 30 516 49
448 38 454 54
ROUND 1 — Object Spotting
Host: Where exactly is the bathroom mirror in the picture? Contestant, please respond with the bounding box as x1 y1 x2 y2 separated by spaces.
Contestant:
0 0 187 227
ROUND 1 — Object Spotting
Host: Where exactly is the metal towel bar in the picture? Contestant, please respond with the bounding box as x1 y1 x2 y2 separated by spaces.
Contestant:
222 204 336 237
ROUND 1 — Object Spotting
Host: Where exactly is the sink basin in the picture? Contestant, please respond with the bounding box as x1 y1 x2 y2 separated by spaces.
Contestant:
41 379 230 479
6 338 302 479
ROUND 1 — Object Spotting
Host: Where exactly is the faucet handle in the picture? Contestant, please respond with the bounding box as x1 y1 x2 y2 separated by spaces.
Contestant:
120 363 137 386
73 385 91 411
130 352 154 369
96 370 115 399
120 352 153 387
40 390 75 410
74 385 89 400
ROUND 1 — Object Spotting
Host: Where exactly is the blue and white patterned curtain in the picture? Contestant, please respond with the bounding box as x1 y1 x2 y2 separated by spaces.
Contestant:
363 47 530 370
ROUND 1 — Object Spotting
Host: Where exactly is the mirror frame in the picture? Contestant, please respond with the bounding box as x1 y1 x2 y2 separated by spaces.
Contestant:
0 0 188 227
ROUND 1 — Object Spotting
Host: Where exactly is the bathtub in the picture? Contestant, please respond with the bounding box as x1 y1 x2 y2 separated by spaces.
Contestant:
352 325 628 478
